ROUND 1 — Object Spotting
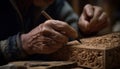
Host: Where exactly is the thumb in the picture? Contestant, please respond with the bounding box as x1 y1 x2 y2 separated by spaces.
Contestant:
83 4 94 18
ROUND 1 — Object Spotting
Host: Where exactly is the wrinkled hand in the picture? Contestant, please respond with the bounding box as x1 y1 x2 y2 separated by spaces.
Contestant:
78 4 109 34
21 20 78 55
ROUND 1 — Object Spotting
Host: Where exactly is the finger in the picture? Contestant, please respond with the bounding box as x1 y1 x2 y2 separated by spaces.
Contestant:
41 26 68 44
84 4 94 18
44 20 78 39
91 6 103 23
99 12 107 24
78 13 90 32
90 18 108 32
93 6 103 18
89 6 103 30
98 17 109 30
99 12 108 29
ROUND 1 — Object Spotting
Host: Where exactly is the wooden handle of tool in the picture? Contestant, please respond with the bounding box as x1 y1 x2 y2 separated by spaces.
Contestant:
41 11 53 19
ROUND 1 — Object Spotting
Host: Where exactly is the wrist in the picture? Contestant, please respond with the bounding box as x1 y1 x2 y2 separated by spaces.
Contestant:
21 33 34 55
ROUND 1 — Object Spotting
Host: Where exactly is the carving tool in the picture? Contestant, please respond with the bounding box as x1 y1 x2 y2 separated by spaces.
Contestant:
41 11 81 43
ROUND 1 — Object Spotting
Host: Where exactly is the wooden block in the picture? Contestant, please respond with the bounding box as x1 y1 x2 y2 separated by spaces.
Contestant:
48 32 120 69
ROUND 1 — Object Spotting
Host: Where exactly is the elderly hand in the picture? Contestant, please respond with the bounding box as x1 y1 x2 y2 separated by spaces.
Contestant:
21 20 78 55
78 4 109 35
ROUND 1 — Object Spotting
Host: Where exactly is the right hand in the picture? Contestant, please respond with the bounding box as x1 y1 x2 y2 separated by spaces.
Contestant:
78 4 109 34
21 20 78 55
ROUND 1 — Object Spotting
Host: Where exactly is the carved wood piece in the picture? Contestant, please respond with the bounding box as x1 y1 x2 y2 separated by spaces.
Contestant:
49 32 120 69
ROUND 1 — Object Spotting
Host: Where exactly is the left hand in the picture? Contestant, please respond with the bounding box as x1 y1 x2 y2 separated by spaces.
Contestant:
21 20 78 55
78 4 109 34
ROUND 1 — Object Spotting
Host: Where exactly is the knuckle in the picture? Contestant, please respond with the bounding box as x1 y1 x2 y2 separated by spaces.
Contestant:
41 27 50 33
85 4 91 8
84 5 88 10
44 21 50 25
84 4 92 10
44 20 54 25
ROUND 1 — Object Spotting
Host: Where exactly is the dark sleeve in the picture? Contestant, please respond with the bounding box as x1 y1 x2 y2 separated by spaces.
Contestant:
58 0 98 37
58 1 78 29
0 33 27 65
56 0 84 38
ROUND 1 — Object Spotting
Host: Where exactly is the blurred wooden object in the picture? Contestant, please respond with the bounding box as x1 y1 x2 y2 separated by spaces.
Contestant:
7 61 78 69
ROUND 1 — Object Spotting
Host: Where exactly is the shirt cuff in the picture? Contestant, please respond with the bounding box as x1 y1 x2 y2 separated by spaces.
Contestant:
0 33 27 62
